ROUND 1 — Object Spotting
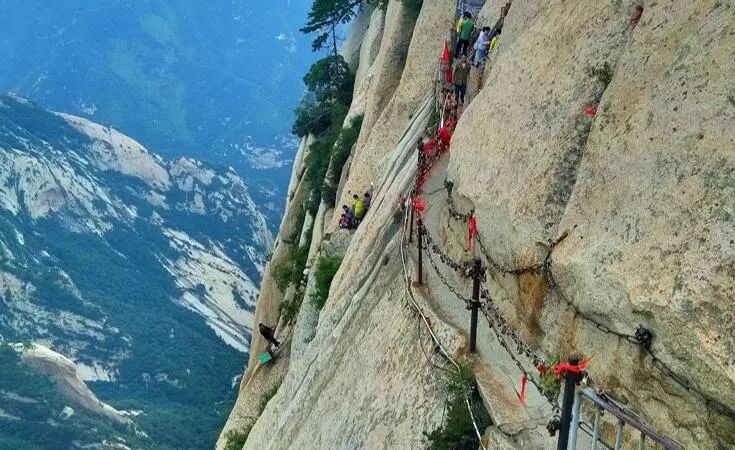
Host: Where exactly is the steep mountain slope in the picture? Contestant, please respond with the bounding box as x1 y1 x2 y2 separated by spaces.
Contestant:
0 94 273 449
221 0 734 448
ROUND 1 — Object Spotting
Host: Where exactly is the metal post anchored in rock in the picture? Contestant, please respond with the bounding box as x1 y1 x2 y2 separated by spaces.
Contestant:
557 356 581 450
409 204 415 243
416 218 424 285
470 257 481 352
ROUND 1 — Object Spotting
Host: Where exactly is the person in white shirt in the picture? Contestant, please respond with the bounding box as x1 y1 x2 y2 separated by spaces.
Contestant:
473 26 492 67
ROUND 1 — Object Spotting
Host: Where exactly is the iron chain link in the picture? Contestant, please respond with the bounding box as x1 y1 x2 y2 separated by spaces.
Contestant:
441 180 735 420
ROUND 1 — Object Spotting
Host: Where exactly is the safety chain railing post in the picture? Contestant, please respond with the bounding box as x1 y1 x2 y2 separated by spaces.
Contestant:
409 203 415 243
416 218 424 285
557 356 581 450
411 137 422 243
469 257 481 352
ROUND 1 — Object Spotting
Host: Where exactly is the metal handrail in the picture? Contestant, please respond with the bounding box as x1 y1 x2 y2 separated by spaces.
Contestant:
569 389 683 450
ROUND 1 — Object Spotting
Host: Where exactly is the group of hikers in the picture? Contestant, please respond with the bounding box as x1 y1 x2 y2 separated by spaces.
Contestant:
339 191 372 229
448 4 509 105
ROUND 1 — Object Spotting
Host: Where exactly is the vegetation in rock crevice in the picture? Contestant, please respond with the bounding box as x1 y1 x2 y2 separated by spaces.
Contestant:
401 0 424 18
424 364 492 450
223 382 281 449
310 256 343 310
292 53 355 215
272 205 311 324
224 428 251 450
273 242 311 325
322 115 363 206
586 62 613 88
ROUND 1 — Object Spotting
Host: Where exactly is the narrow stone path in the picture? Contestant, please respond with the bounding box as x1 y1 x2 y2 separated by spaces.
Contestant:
409 152 555 440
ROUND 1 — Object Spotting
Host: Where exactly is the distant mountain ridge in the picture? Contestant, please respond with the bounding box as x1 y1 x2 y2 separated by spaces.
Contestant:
0 0 318 189
0 93 273 449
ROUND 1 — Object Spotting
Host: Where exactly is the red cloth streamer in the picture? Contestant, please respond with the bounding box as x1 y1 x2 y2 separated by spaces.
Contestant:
412 197 426 216
552 356 591 379
440 40 453 84
468 215 477 253
583 104 598 117
447 117 458 130
519 375 527 405
438 127 452 152
441 40 451 64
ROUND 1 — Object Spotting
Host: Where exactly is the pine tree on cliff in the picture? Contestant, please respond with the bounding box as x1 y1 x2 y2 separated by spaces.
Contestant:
300 0 364 57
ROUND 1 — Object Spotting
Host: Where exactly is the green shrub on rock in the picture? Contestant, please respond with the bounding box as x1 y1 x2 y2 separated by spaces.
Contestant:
310 256 343 310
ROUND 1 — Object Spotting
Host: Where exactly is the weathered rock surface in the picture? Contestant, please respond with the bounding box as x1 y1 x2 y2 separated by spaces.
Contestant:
16 343 132 425
347 6 386 122
448 0 735 446
222 0 735 448
337 0 456 221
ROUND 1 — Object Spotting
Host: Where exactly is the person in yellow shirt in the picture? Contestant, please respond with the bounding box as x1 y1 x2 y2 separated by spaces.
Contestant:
489 28 501 53
456 15 464 34
352 194 366 224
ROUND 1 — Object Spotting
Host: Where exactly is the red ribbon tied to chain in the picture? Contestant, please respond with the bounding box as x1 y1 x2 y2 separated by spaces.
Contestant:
551 356 591 379
519 374 527 405
438 127 452 152
468 215 477 253
412 197 426 216
423 138 437 157
447 117 458 130
441 40 451 64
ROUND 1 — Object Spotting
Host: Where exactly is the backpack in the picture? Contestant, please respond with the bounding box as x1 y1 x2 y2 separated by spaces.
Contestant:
354 199 366 218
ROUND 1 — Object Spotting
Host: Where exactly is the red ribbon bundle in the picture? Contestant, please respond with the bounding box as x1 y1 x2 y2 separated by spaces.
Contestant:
468 215 477 253
551 356 591 379
412 197 426 216
438 127 452 152
629 6 643 28
447 117 458 130
441 40 451 64
583 104 598 117
423 138 438 157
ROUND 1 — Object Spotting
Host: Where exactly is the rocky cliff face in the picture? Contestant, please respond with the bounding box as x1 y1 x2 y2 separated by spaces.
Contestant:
221 0 735 448
0 94 273 448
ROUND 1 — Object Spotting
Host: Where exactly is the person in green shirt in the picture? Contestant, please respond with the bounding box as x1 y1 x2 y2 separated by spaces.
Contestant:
455 12 474 57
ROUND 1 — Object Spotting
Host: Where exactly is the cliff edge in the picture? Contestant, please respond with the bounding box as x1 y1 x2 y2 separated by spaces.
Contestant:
219 0 735 448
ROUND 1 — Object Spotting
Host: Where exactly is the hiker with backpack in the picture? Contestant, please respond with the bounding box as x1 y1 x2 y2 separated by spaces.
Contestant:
352 194 366 225
258 323 280 348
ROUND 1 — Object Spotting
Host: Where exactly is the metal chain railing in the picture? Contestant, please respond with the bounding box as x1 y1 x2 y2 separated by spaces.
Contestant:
418 217 564 427
400 188 488 449
400 65 488 446
442 179 735 421
423 243 474 306
421 222 474 276
478 282 562 415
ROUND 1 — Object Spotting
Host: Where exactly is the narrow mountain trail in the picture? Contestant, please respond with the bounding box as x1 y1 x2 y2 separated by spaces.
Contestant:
406 151 555 441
